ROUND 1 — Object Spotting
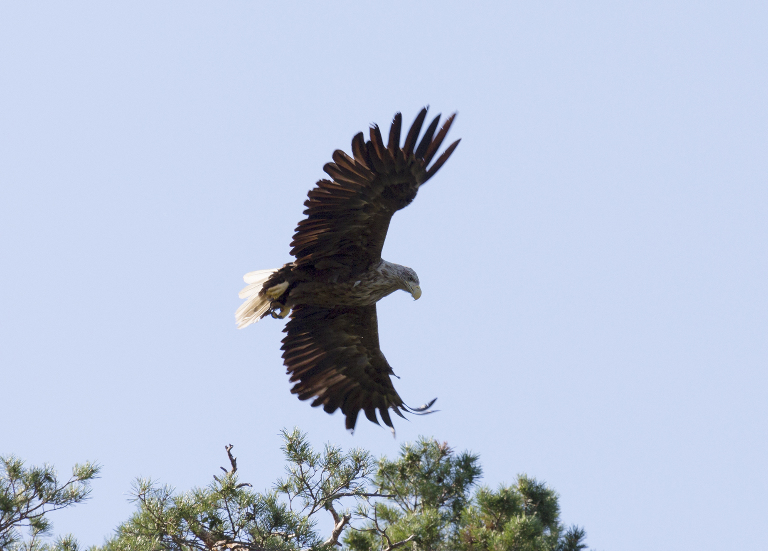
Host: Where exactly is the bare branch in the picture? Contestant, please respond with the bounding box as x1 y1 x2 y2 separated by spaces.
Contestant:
223 444 237 475
384 534 416 551
212 539 270 550
372 504 390 548
217 445 251 488
381 470 413 513
324 502 352 547
330 491 395 500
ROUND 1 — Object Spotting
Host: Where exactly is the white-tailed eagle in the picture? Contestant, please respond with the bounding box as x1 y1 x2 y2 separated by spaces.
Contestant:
236 108 460 431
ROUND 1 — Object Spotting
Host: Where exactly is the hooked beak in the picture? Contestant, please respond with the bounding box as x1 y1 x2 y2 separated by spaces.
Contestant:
410 285 422 300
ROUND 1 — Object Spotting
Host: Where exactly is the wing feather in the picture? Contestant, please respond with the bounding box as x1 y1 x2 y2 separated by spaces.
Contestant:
403 107 428 157
365 139 388 174
387 112 402 154
423 113 456 165
290 109 460 278
351 132 372 168
426 139 461 180
415 114 441 159
282 304 409 431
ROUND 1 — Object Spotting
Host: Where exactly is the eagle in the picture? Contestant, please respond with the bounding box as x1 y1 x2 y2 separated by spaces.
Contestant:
236 108 460 431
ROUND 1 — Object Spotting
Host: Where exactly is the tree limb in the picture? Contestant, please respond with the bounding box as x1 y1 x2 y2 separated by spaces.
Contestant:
324 503 352 547
384 534 416 551
222 444 237 475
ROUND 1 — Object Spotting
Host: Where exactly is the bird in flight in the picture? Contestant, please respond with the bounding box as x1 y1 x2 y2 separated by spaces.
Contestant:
236 108 460 431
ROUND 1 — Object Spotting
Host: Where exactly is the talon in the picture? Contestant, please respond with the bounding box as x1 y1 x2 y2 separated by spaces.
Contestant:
269 303 291 319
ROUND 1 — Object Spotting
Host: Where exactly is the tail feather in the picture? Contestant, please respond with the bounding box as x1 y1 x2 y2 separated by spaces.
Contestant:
236 268 279 329
243 268 278 284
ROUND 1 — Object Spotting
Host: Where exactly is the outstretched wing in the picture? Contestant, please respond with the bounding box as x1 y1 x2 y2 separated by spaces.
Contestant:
281 304 430 431
290 108 460 279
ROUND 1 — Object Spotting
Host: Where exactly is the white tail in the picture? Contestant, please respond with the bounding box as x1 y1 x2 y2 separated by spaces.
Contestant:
235 269 278 329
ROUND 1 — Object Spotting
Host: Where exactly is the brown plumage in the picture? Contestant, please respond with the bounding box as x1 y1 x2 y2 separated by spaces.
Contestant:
236 108 459 431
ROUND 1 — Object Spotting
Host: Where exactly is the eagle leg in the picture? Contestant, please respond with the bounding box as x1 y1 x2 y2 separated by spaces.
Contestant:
266 281 289 299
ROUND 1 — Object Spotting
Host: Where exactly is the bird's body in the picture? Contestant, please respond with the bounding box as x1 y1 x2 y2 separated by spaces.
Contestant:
236 108 459 431
244 259 419 313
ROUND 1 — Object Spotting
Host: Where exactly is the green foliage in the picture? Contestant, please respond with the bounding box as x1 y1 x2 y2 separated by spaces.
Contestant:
275 428 376 519
346 438 481 551
345 439 588 551
454 477 575 551
101 475 320 551
101 431 384 551
4 433 591 551
0 455 99 551
377 438 481 520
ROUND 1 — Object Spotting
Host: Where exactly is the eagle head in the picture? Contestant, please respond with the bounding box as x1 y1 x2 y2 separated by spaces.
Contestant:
399 266 421 300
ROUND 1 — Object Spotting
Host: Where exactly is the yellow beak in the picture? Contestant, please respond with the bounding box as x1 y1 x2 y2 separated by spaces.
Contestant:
411 285 422 300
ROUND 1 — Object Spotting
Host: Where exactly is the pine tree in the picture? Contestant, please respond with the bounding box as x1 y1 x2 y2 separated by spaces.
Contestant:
0 455 99 551
101 431 590 551
3 432 591 550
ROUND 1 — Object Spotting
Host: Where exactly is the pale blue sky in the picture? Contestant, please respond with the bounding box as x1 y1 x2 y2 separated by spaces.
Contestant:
2 2 766 549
